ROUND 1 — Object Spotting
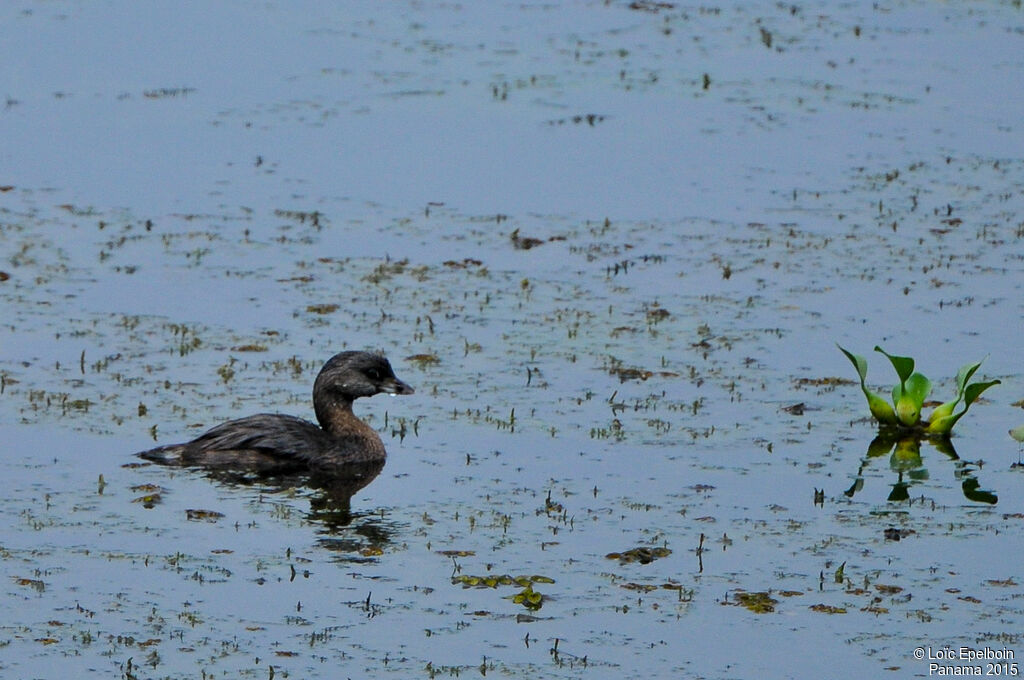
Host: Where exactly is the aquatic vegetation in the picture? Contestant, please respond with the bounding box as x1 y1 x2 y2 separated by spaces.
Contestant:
405 353 441 367
837 345 1000 435
131 484 164 508
451 573 554 589
511 584 544 610
732 591 777 614
2 1 1023 675
605 546 671 564
305 303 338 314
451 574 555 611
185 509 225 522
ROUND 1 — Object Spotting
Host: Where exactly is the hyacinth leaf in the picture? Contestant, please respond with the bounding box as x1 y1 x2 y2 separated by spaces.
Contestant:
895 372 931 427
905 371 932 403
837 344 897 425
962 379 1000 409
874 346 915 391
926 413 957 436
928 397 958 425
867 393 898 425
955 359 985 396
1011 425 1024 443
837 345 869 387
926 379 1001 435
929 358 985 423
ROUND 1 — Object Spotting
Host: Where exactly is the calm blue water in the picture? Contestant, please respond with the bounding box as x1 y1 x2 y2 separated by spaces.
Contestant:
2 2 1024 678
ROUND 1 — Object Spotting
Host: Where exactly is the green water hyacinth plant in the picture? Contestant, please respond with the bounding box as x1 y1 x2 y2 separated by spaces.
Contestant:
837 344 1000 435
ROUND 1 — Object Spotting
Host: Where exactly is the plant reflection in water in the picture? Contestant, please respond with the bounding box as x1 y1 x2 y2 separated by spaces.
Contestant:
844 432 997 504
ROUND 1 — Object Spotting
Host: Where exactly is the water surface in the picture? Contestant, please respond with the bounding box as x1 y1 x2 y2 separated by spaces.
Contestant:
2 1 1024 678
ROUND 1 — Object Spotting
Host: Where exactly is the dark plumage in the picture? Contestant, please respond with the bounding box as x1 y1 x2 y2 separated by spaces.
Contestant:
137 350 413 473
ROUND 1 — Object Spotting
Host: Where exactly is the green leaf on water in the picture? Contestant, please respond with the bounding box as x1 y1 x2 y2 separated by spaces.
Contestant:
837 344 897 425
904 372 932 403
926 380 1001 435
928 398 958 425
874 346 915 390
1010 425 1024 443
895 372 931 427
837 345 868 386
929 358 986 423
867 394 897 425
926 413 956 435
955 359 985 397
841 345 996 434
963 379 1000 409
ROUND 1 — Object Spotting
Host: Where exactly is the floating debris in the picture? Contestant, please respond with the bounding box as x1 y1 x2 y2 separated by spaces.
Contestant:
443 258 484 269
451 574 554 612
435 549 475 557
645 307 670 323
731 591 778 613
14 577 46 592
629 1 675 13
884 527 913 541
510 229 545 250
451 574 554 589
405 353 441 367
605 546 671 564
874 584 903 595
511 585 544 610
142 87 196 99
185 509 224 522
230 344 268 352
793 377 854 387
609 367 653 382
810 604 847 614
132 493 162 508
620 582 660 592
306 304 338 314
545 113 607 127
274 209 323 227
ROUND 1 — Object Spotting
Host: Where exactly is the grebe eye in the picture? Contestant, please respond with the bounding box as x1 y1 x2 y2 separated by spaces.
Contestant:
366 368 381 381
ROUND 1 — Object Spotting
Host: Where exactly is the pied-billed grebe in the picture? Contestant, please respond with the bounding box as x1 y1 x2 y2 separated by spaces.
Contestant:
137 350 413 473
